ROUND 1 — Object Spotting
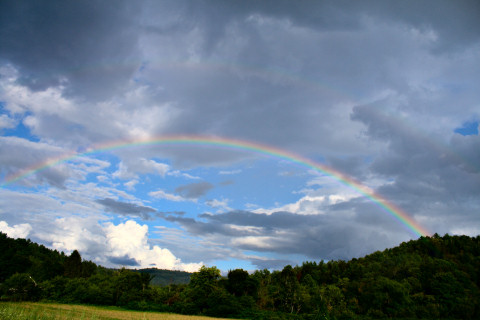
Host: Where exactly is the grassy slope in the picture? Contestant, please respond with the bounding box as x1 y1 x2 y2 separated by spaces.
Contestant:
0 302 236 320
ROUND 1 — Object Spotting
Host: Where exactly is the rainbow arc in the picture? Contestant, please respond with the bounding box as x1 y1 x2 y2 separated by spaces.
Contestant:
1 135 430 237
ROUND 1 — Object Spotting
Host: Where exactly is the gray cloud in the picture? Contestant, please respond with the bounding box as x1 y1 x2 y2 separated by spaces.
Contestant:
133 0 480 159
108 255 140 267
350 100 480 234
0 136 71 188
163 209 410 266
164 215 237 236
326 156 369 182
0 0 141 101
156 211 186 217
96 198 156 220
2 0 478 157
200 210 314 230
174 181 214 199
143 0 480 53
359 0 480 52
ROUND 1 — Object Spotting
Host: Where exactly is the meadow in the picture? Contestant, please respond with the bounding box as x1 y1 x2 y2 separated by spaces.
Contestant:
0 302 234 320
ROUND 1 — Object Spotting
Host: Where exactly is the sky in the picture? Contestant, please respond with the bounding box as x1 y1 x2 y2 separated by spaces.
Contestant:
0 0 479 273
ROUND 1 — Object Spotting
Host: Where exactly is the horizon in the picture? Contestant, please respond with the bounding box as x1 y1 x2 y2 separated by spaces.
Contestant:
1 229 456 275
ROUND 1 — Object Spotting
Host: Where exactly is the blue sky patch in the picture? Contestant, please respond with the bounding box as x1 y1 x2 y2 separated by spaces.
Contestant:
455 121 479 136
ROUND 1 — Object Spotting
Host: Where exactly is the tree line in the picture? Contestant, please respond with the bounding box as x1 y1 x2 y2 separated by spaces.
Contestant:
1 232 479 319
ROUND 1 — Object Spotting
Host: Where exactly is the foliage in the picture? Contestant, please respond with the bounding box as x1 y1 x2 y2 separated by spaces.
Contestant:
1 232 479 319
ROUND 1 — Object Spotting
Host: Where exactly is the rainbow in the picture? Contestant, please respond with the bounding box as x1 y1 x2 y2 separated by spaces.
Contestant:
1 135 430 237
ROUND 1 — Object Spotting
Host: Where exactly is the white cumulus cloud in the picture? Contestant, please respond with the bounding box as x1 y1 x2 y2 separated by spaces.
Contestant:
0 221 32 239
104 220 202 272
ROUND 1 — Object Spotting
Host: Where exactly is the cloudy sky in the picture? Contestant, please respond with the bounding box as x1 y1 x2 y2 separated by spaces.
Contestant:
1 0 479 272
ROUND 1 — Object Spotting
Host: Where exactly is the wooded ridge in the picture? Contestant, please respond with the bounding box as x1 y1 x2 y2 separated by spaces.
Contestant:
1 232 479 319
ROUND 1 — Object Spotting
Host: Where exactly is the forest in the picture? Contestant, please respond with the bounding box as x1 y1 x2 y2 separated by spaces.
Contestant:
1 232 479 319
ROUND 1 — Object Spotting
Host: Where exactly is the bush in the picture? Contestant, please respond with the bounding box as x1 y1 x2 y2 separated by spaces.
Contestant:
1 273 41 301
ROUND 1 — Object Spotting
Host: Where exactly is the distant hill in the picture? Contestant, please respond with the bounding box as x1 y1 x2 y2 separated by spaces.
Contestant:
0 232 67 283
134 268 191 286
0 232 190 286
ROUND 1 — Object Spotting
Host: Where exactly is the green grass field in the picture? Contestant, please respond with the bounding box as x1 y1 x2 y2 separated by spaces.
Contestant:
0 302 236 320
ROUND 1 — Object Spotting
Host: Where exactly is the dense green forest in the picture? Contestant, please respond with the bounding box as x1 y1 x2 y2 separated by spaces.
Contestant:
1 232 479 319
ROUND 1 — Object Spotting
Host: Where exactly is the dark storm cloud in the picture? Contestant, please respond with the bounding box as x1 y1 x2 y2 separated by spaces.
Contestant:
155 0 480 51
1 0 478 105
174 181 214 199
108 255 140 267
358 0 480 52
135 0 480 159
96 198 156 220
2 0 477 155
0 0 140 100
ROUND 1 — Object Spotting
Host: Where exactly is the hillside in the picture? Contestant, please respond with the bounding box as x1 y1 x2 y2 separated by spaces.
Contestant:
1 232 479 319
0 232 190 286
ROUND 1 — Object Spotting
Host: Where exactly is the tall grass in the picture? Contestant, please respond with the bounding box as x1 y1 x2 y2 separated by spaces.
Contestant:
0 302 236 320
0 302 97 320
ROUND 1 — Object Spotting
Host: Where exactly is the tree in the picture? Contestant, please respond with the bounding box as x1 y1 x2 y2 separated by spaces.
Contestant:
189 266 221 290
360 276 412 317
184 266 236 315
320 284 347 318
274 265 301 314
64 250 82 278
226 268 258 298
113 268 146 306
251 269 273 310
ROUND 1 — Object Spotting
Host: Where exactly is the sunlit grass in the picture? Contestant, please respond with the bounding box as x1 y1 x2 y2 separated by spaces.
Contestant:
0 302 235 320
